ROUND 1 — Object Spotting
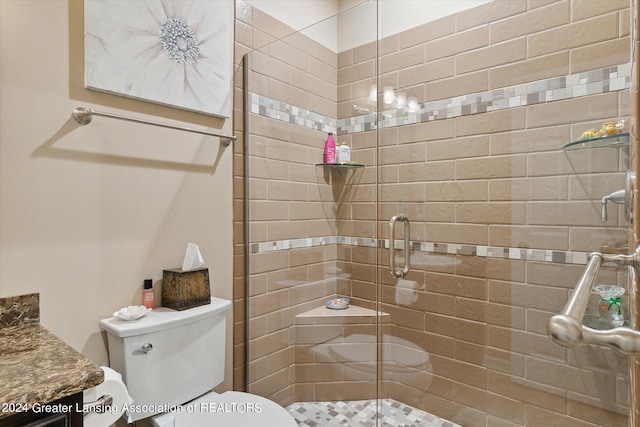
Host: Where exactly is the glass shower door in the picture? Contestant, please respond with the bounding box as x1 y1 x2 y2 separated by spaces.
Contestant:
243 1 633 425
376 1 632 426
244 2 383 424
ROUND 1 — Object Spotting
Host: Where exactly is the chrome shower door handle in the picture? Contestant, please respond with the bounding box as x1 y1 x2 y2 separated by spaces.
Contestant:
389 214 410 278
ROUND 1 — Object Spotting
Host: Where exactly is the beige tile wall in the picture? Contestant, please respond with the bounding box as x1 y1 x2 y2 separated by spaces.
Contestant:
234 0 345 404
234 0 302 393
335 1 632 426
237 0 635 426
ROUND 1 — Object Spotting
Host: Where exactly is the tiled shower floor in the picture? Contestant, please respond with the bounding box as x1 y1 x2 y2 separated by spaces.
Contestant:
286 399 461 427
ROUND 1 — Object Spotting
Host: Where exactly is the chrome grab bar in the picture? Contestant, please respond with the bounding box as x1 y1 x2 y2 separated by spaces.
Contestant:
547 248 640 356
389 215 410 278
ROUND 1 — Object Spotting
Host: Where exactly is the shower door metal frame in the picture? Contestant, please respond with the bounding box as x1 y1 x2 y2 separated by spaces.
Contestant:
242 51 251 392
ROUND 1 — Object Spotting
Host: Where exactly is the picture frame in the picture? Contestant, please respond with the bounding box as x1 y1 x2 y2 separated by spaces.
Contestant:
84 0 232 118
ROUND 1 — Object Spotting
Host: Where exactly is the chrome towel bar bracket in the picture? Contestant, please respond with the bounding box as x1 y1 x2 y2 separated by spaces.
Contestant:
72 107 236 147
548 248 640 356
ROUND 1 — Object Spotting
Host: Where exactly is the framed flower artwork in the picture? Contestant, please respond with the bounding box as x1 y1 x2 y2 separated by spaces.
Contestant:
84 0 232 118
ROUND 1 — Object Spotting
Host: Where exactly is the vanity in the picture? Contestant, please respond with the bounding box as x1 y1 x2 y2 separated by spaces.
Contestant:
0 293 104 426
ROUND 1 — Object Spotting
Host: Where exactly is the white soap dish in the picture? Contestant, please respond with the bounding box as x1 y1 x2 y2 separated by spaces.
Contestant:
326 298 350 310
113 305 151 321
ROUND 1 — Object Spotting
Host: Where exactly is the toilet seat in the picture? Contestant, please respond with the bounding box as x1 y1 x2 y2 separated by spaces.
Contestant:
175 391 297 427
152 391 297 427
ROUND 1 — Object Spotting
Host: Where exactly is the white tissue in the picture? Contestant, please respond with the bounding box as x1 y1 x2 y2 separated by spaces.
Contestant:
83 366 132 427
181 242 204 271
395 279 419 305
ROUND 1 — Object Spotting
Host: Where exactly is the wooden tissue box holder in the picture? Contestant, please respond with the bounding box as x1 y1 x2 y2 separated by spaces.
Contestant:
162 268 211 310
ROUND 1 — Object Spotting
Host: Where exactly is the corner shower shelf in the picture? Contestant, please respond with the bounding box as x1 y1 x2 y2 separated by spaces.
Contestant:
315 163 365 168
563 132 630 151
295 304 389 324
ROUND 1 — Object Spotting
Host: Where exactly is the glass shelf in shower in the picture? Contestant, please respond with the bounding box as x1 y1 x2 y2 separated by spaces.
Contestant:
315 163 365 168
563 133 630 151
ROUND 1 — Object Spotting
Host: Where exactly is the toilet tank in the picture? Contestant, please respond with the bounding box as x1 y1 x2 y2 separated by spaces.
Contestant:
99 297 231 422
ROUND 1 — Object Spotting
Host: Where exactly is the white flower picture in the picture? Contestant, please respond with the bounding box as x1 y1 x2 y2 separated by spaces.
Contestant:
84 0 232 118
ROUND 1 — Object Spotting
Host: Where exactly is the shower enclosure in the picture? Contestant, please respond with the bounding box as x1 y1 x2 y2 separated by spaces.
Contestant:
239 1 635 425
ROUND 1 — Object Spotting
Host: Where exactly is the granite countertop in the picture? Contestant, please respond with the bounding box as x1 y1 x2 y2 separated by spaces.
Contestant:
0 293 104 420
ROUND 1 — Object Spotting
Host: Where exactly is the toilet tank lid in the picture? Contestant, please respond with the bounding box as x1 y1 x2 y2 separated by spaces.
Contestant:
99 297 231 338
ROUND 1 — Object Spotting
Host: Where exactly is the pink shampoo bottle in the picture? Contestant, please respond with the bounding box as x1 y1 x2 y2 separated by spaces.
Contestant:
325 133 336 164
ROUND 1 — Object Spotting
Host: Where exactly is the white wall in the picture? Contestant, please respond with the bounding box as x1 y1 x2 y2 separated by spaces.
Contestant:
0 0 234 394
378 0 493 38
245 0 341 30
248 0 493 52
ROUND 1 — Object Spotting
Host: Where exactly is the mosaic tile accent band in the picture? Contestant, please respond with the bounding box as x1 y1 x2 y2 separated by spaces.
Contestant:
250 236 590 265
249 63 631 135
248 64 631 268
250 93 338 134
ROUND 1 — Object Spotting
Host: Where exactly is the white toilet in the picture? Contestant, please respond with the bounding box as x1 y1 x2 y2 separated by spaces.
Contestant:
99 297 297 426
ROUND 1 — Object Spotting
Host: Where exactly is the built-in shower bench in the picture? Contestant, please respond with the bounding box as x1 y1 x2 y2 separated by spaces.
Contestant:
295 304 390 325
293 304 390 402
